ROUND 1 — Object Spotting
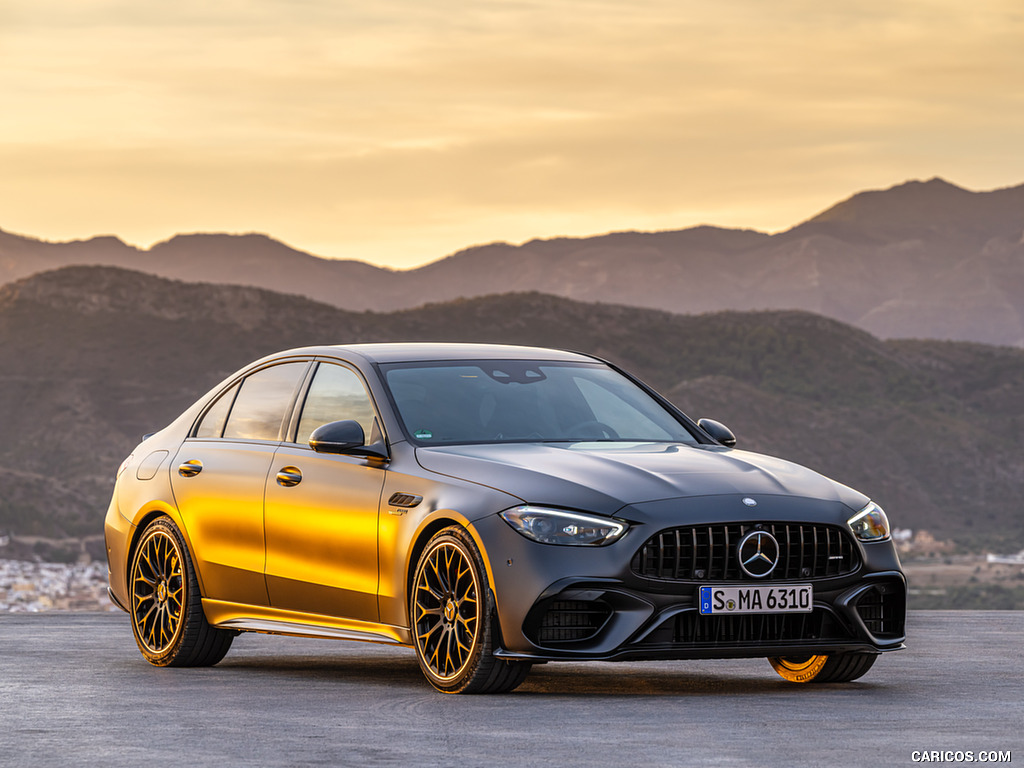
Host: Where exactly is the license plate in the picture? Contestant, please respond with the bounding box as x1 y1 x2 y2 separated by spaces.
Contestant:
699 584 813 615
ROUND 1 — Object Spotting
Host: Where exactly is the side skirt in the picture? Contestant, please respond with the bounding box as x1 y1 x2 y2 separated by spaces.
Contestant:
202 598 413 646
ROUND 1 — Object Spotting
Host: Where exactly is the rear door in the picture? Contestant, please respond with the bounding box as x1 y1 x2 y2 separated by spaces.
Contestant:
171 361 309 607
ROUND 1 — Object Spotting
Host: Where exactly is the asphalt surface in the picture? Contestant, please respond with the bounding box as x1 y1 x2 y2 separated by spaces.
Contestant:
0 611 1019 767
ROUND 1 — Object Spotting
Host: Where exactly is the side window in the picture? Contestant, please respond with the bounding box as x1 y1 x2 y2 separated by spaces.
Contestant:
194 381 240 438
222 362 307 441
295 363 378 445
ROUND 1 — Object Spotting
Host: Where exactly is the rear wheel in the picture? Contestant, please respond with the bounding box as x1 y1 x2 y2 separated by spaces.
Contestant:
411 526 530 694
129 516 233 667
768 653 877 683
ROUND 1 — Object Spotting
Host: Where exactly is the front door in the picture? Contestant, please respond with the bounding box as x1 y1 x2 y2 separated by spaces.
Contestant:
263 361 386 622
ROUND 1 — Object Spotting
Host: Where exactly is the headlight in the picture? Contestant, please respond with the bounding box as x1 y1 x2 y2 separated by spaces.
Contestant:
499 506 628 546
847 501 890 542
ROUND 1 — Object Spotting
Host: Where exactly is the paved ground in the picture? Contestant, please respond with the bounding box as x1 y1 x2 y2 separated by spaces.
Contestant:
0 611 1019 767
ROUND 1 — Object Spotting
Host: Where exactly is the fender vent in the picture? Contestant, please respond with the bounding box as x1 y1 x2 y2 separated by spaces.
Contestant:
388 492 422 508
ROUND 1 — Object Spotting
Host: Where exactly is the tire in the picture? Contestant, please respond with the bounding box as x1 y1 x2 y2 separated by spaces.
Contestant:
768 653 877 683
411 526 531 694
129 516 234 667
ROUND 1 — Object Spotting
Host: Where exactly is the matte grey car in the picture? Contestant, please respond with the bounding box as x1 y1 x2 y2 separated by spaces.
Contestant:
104 343 906 693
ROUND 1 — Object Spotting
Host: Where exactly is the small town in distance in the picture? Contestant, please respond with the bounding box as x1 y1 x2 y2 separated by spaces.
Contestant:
3 528 1022 613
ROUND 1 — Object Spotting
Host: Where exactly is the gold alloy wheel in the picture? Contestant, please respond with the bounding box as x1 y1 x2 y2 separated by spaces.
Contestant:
131 528 185 654
768 654 830 683
412 539 482 682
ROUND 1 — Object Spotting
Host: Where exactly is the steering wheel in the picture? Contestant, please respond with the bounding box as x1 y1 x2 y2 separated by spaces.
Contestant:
567 420 620 439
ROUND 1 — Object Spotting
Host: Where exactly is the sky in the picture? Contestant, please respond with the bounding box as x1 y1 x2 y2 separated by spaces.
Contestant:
2 0 1023 269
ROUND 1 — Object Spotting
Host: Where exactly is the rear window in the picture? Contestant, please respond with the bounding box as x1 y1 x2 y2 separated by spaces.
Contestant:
221 363 307 441
195 381 239 439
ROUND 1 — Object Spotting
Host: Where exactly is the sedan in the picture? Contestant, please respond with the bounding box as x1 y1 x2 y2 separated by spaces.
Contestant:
104 343 906 693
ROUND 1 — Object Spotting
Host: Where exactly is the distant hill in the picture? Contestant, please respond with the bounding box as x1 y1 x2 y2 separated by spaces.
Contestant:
2 177 1024 346
1 266 1021 560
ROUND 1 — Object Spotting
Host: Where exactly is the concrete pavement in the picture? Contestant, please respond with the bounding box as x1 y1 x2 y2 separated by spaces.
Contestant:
0 611 1019 767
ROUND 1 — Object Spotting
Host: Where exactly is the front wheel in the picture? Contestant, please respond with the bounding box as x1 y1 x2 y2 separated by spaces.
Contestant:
411 526 530 694
129 516 234 667
768 653 877 683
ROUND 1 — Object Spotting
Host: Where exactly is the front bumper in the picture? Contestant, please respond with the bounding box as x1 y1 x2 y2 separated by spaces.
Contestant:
492 571 906 662
473 498 907 663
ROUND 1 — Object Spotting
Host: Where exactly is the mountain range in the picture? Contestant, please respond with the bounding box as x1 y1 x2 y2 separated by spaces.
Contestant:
1 265 1021 561
3 177 1024 346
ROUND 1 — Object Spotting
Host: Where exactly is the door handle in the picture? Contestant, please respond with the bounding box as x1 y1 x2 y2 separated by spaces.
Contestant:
276 466 303 487
178 459 203 478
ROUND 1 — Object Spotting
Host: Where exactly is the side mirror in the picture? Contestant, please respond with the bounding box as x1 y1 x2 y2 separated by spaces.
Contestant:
309 420 389 460
697 418 737 448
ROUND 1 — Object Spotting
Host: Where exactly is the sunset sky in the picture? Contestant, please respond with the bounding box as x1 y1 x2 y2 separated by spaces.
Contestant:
2 0 1023 269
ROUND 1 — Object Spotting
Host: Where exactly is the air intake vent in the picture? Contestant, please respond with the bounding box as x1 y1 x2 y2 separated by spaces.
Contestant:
530 600 612 644
854 583 906 639
637 609 852 647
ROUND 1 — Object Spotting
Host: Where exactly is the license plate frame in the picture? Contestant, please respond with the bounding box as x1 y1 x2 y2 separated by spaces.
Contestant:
698 584 813 615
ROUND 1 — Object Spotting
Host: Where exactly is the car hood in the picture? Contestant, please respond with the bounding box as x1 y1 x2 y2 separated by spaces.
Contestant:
415 441 868 518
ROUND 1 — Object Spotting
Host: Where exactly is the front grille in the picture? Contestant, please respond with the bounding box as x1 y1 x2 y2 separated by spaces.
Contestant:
638 609 851 647
854 584 906 639
531 600 612 644
631 522 859 582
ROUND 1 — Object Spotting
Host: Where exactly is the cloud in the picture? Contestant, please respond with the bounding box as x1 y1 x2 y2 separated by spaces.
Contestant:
2 0 1023 267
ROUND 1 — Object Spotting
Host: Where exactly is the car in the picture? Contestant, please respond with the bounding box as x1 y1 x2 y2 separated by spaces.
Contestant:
104 342 906 693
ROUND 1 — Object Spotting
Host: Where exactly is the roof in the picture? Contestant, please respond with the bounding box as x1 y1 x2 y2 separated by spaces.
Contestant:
330 342 595 364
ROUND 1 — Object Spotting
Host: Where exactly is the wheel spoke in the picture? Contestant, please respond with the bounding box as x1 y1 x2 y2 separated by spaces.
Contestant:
428 632 442 670
132 578 155 598
416 578 444 603
456 578 476 605
139 601 158 645
139 552 158 585
453 561 471 593
443 629 458 675
417 616 443 642
151 537 163 574
139 598 158 624
429 552 449 593
456 609 477 630
414 603 443 624
444 548 459 587
453 622 473 656
160 607 173 648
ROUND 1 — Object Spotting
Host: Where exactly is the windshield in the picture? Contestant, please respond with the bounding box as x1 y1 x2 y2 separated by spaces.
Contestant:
381 360 697 445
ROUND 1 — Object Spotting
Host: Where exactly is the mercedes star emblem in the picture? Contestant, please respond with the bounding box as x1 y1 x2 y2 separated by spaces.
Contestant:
737 530 780 578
